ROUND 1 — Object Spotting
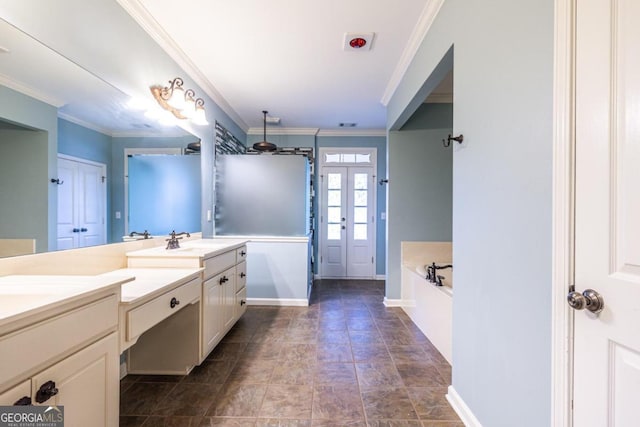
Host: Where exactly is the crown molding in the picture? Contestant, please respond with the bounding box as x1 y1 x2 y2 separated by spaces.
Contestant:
424 93 453 103
0 73 65 107
247 127 319 136
380 0 446 106
317 129 387 137
58 113 113 136
116 0 249 132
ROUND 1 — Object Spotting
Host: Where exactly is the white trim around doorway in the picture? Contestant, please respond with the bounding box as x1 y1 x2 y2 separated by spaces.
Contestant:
551 0 574 426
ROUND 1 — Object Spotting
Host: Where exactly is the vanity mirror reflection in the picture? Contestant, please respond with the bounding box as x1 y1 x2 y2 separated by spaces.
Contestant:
0 18 202 257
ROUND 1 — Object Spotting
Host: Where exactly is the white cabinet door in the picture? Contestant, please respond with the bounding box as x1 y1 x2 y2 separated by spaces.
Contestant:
31 333 118 427
202 274 224 358
573 0 640 425
221 267 236 333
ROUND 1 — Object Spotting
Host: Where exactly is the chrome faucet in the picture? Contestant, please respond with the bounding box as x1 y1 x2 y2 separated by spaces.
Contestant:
165 230 191 249
129 230 151 239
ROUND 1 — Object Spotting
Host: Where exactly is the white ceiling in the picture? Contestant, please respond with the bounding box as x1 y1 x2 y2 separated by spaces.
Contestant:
124 0 430 131
0 0 437 134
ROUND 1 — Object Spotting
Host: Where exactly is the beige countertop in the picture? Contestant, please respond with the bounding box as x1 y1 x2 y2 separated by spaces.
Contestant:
100 268 203 305
0 274 132 328
126 238 247 259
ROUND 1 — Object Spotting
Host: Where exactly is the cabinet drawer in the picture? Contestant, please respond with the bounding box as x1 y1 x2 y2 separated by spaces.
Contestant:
235 287 247 320
236 261 247 292
203 250 236 279
236 246 247 262
0 379 31 405
0 295 118 389
126 278 200 341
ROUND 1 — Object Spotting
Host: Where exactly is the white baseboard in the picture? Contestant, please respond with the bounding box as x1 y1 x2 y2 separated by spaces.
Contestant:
447 385 482 427
383 297 408 307
246 298 309 307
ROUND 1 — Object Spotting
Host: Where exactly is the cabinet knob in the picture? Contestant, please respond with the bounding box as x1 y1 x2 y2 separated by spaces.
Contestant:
80 227 88 232
35 380 58 403
219 276 228 285
240 250 246 256
72 228 80 233
170 297 180 309
13 396 32 406
240 300 246 306
240 272 246 278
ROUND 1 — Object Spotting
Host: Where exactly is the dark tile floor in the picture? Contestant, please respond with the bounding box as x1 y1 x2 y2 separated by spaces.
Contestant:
120 280 463 427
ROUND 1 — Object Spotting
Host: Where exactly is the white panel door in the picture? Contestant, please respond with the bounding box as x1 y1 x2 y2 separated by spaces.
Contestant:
320 167 347 277
573 0 640 425
78 162 105 247
56 159 78 250
346 167 375 277
320 166 375 278
57 156 106 250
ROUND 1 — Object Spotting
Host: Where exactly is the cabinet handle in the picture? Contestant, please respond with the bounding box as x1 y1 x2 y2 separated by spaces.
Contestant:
240 272 246 278
240 300 246 306
240 250 246 256
80 227 88 232
72 228 80 233
170 297 180 309
35 380 58 403
219 276 228 285
13 396 32 406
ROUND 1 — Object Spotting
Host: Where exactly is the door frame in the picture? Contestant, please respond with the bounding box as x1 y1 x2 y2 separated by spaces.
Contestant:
57 153 107 247
317 147 377 279
123 147 181 235
551 0 575 425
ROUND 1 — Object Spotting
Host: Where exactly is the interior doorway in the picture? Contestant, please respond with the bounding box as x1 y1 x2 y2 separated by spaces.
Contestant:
56 154 107 250
319 148 377 279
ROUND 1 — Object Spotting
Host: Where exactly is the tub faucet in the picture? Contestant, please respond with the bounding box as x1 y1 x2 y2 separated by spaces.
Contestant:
425 262 453 286
166 231 191 249
129 230 151 239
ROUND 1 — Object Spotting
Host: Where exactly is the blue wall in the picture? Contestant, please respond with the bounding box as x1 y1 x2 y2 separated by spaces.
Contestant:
58 118 113 240
387 1 554 425
0 86 58 252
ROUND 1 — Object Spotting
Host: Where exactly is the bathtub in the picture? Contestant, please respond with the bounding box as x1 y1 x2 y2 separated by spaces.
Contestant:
400 241 452 364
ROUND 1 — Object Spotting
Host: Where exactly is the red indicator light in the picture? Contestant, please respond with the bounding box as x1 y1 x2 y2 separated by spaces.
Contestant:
349 37 367 49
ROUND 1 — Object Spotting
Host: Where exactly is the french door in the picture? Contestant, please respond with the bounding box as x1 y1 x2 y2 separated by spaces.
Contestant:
572 0 640 424
320 165 375 278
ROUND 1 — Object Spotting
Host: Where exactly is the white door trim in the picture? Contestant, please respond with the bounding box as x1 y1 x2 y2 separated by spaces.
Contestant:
551 0 574 425
123 147 181 235
318 147 378 279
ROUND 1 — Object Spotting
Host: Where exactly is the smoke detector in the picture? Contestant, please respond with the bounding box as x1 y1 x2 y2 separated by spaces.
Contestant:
343 33 374 51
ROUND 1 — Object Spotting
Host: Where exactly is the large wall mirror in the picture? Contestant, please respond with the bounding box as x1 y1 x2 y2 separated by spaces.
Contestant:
0 17 203 257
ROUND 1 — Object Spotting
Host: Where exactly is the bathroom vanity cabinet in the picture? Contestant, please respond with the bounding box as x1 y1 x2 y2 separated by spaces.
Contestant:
125 239 248 364
0 277 126 427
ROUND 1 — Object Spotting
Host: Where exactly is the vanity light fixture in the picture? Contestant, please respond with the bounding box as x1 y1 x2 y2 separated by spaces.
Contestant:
150 77 209 125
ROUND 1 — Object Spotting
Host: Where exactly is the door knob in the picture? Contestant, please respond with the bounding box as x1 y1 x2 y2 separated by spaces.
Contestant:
567 288 604 314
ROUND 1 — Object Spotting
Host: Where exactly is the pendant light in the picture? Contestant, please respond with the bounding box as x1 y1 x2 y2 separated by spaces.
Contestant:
252 110 277 152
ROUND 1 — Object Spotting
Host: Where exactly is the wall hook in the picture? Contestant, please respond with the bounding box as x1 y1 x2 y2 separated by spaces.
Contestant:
379 179 389 185
50 178 64 185
443 134 464 147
